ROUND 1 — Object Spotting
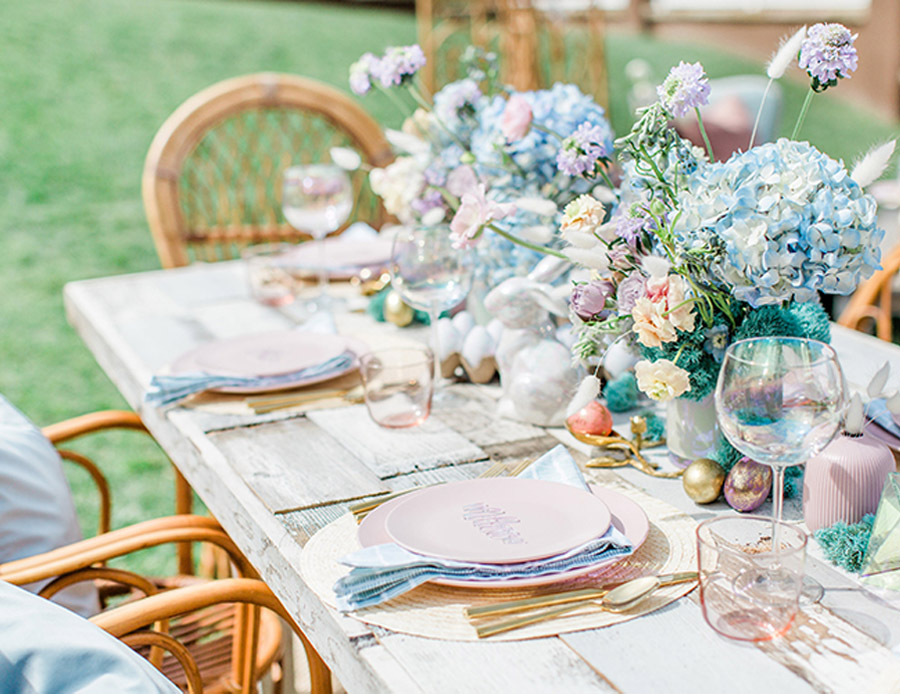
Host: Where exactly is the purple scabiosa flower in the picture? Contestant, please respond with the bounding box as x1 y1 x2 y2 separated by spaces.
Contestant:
657 61 710 118
349 53 380 95
799 23 858 91
434 79 482 126
373 45 427 88
615 215 645 245
423 167 447 187
411 189 445 216
571 280 615 321
556 122 611 177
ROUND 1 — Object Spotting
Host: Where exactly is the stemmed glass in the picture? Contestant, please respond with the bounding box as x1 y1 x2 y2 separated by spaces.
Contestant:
282 164 353 314
389 227 474 392
715 337 844 603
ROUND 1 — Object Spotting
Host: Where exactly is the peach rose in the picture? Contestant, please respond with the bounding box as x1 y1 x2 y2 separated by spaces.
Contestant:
631 297 676 347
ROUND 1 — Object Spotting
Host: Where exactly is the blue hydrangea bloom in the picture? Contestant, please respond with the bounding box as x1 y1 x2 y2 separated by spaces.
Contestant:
673 138 884 307
470 83 613 192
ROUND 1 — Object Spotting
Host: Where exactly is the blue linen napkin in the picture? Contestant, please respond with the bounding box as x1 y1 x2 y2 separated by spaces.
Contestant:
866 399 900 439
145 351 354 407
333 444 633 611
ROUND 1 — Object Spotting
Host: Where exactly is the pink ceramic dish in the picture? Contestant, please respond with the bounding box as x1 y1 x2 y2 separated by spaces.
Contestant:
357 483 649 588
170 331 367 394
383 478 612 565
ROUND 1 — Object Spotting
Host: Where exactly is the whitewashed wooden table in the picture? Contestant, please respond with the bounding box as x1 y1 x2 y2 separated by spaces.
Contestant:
64 260 900 693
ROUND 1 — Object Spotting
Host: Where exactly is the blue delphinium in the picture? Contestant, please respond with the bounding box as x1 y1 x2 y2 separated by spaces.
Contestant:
673 138 884 307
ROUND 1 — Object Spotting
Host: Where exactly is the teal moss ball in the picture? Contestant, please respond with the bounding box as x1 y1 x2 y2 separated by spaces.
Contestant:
641 411 665 441
604 372 640 412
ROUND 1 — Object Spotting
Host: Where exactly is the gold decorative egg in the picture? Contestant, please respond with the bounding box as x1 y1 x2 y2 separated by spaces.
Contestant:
383 290 414 327
682 457 726 504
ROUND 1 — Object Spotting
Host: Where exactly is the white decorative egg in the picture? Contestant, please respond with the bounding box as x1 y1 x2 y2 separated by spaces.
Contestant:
486 318 504 344
435 318 462 361
461 326 493 367
451 311 475 338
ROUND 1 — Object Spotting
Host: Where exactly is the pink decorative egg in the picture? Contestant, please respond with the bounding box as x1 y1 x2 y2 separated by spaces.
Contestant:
566 400 613 437
724 457 772 512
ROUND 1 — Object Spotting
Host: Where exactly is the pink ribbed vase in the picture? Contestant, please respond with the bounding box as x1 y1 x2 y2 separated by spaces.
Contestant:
802 431 896 532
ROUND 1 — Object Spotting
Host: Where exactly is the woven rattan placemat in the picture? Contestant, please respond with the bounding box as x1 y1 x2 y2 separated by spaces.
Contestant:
300 476 697 641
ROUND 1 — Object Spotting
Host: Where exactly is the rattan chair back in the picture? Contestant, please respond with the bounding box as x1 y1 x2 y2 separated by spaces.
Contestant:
143 73 393 268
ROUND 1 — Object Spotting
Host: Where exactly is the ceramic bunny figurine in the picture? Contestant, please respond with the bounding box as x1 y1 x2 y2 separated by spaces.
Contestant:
484 260 580 426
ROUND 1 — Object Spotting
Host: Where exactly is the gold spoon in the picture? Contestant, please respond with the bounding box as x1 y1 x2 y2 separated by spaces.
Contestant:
475 573 690 638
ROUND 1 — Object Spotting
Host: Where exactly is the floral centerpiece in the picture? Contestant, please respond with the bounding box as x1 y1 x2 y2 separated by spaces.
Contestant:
562 23 893 480
347 46 615 290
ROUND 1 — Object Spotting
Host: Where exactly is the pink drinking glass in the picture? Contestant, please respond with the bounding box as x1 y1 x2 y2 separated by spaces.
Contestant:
697 515 806 641
359 347 434 428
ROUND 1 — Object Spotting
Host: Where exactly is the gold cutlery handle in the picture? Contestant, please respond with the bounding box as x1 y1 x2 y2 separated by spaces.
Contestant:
473 571 698 638
466 571 698 620
475 600 592 638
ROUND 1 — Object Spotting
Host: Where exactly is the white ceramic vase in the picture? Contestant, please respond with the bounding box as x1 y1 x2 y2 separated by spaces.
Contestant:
666 393 720 468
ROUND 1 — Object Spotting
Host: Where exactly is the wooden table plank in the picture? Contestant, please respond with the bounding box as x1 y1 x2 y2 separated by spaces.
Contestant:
562 599 815 693
373 632 620 694
307 405 487 478
210 417 389 513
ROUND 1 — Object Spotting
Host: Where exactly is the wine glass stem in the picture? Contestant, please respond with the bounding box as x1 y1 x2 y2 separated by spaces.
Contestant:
428 306 441 387
317 238 328 299
771 465 786 557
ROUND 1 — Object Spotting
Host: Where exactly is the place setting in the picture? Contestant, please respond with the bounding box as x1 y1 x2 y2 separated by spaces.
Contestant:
299 445 699 641
143 327 371 421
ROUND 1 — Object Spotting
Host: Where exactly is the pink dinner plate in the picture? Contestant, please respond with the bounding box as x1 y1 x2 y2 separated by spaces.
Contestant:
358 482 649 588
383 478 612 565
170 331 366 394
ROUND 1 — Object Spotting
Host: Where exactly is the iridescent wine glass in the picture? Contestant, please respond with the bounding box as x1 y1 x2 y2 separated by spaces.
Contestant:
389 227 474 393
715 337 844 604
282 164 353 314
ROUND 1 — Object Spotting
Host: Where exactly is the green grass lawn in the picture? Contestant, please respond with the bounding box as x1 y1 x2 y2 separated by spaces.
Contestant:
0 0 896 575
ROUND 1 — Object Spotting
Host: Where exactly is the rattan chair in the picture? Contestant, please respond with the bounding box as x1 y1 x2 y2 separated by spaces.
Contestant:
4 411 324 694
143 73 394 269
0 516 330 694
417 0 609 106
838 241 900 341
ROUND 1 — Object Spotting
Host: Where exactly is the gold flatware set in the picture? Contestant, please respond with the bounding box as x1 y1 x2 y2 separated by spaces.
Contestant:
467 571 698 638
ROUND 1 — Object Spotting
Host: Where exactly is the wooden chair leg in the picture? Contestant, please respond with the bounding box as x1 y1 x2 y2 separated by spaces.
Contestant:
174 469 194 575
296 630 334 694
